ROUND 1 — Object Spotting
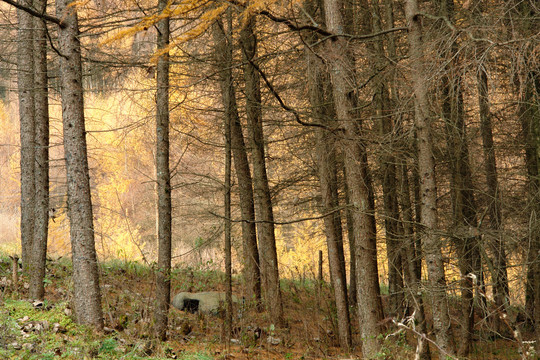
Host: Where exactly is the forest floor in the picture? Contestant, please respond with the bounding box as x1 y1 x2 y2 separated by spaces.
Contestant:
0 255 525 359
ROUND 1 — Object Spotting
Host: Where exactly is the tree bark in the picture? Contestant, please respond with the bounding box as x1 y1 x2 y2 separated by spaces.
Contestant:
17 0 35 272
240 15 284 325
56 0 103 328
477 56 509 334
221 16 233 337
29 0 49 300
323 0 384 356
369 0 404 318
213 16 261 306
405 0 455 356
303 2 351 345
154 0 172 341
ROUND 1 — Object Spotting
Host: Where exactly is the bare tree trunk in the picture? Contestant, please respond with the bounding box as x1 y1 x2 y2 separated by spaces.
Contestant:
29 0 49 300
213 17 261 306
405 0 455 356
519 70 540 340
17 0 35 272
221 16 233 336
323 0 383 356
56 0 103 328
435 3 480 355
154 0 172 341
477 57 509 334
240 15 284 325
303 0 350 348
369 0 404 318
343 172 357 310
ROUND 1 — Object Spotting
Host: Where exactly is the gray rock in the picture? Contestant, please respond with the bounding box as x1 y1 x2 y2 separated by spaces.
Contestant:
171 291 240 315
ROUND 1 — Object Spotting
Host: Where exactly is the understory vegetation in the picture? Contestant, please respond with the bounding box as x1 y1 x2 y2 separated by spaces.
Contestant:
0 255 524 359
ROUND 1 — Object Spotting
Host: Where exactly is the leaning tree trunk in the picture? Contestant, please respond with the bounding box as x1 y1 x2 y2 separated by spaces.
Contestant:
17 0 35 272
405 0 455 356
213 17 261 306
29 0 50 300
240 15 284 325
56 0 103 328
154 0 172 341
323 0 384 356
304 4 351 345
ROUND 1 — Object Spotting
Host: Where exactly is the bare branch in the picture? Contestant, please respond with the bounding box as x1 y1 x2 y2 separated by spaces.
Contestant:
0 0 65 27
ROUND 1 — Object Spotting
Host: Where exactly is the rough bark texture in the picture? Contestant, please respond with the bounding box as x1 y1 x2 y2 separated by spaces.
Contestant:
405 0 455 356
17 0 35 271
154 0 172 340
56 0 103 328
304 5 351 345
29 0 50 300
213 19 261 305
220 17 233 337
323 0 383 356
240 15 284 325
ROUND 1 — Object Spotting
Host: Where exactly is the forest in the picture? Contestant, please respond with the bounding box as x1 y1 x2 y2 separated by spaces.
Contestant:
0 0 539 358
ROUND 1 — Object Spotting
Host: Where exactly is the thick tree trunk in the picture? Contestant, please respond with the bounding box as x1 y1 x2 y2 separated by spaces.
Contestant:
240 15 284 325
56 0 103 328
405 0 455 356
29 0 50 300
17 0 35 271
213 18 261 306
323 0 383 356
154 0 172 341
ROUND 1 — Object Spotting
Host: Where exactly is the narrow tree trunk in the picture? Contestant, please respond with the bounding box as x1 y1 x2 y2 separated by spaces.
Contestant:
303 0 351 348
240 15 284 325
213 16 261 306
369 0 404 318
56 0 103 328
477 59 509 334
30 0 50 300
405 0 455 356
17 0 35 272
343 173 357 310
222 19 233 335
323 0 383 356
154 0 172 340
519 70 540 339
436 3 480 355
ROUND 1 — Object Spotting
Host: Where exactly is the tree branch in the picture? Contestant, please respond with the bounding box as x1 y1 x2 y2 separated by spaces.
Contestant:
0 0 65 28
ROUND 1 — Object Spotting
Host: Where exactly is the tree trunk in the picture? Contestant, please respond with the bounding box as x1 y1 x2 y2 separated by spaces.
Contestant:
405 0 455 356
369 0 404 319
322 0 383 356
303 0 350 348
213 16 261 306
240 15 284 325
343 172 357 310
56 0 103 328
29 0 50 300
477 56 509 334
154 0 172 341
221 16 233 337
17 0 35 272
436 2 480 355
